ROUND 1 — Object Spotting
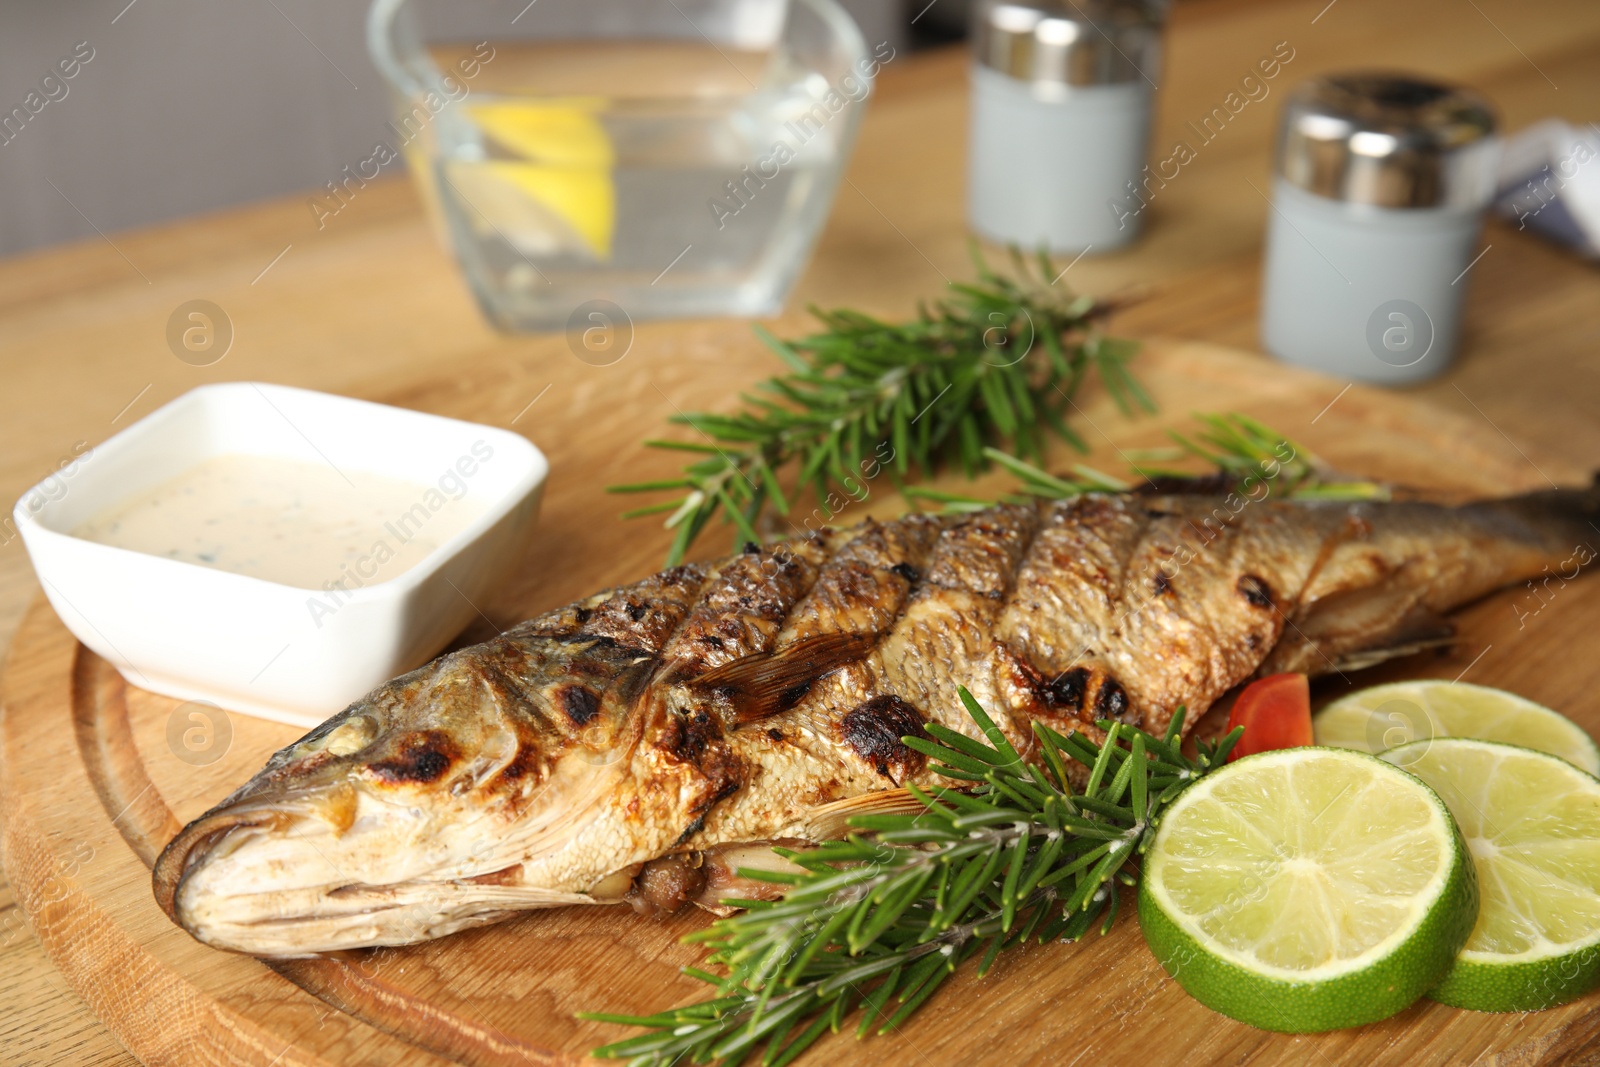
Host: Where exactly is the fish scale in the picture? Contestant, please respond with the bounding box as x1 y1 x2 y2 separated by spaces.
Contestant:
153 481 1600 955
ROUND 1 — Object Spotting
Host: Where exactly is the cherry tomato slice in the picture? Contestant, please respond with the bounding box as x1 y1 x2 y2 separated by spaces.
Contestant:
1225 673 1313 761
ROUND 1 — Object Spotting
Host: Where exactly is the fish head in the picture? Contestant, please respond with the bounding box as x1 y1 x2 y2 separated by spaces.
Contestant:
152 634 655 956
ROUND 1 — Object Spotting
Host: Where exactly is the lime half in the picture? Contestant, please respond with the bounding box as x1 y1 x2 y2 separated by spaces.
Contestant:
1381 738 1600 1012
1139 748 1477 1032
1314 680 1600 775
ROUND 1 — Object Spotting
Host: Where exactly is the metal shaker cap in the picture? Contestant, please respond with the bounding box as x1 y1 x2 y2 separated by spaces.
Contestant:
1276 72 1498 209
971 0 1165 89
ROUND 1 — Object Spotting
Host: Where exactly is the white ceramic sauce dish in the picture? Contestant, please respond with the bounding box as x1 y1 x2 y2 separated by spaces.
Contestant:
13 382 547 727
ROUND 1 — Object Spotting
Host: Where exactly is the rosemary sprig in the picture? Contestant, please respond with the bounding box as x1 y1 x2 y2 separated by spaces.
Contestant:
1150 412 1387 499
581 688 1241 1066
904 411 1390 512
610 247 1151 564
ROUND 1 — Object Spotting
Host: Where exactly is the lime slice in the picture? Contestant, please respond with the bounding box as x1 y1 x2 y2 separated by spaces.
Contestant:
1314 681 1600 776
1380 738 1600 1012
1139 748 1477 1032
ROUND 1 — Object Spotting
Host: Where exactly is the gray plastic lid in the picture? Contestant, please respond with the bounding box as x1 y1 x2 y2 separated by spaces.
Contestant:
970 0 1165 88
1276 72 1499 209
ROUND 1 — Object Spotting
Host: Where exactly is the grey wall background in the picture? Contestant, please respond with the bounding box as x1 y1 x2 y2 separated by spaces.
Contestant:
0 0 915 257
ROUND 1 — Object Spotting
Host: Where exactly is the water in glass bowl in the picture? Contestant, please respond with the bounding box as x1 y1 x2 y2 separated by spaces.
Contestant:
411 40 863 329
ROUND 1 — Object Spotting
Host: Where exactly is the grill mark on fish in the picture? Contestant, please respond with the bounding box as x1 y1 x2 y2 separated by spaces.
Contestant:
653 699 746 847
1092 676 1136 725
499 747 535 780
1027 662 1135 728
839 695 928 782
672 815 708 848
367 730 458 784
558 685 601 727
674 779 743 847
777 683 810 710
1237 573 1274 608
1043 666 1090 712
662 709 722 765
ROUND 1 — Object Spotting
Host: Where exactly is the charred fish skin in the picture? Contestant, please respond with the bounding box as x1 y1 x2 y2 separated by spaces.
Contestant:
154 482 1600 955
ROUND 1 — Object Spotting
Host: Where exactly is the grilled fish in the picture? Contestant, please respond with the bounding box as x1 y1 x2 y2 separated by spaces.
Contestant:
154 482 1600 956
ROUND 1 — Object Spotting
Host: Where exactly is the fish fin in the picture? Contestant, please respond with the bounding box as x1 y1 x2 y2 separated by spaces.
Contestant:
1330 634 1457 673
694 842 813 915
1280 599 1456 676
688 631 877 724
801 788 928 841
1328 603 1457 672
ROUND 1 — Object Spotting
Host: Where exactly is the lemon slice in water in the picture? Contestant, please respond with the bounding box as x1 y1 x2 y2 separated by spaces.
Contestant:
465 101 615 260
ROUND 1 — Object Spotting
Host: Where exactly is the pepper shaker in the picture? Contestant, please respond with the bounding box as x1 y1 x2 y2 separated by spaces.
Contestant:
967 0 1165 253
1260 73 1499 384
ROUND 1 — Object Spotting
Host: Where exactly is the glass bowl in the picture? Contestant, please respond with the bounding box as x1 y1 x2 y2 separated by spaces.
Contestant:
367 0 874 332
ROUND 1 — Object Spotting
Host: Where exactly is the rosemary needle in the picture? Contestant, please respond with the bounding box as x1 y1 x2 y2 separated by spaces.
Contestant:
904 413 1390 512
610 246 1151 564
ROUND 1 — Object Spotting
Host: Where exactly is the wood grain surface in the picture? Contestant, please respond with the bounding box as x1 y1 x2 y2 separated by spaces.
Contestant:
6 339 1600 1067
2 0 1599 1062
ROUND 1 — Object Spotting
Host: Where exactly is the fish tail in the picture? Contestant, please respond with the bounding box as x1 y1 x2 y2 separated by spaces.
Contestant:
1460 474 1600 559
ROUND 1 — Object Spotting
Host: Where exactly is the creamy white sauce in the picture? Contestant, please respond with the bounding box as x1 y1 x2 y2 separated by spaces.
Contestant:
74 454 485 589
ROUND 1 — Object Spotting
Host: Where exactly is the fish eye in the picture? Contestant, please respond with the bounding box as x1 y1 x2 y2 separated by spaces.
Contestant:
319 715 378 757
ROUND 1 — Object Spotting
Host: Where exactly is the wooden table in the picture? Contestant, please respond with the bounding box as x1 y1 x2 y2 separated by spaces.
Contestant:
2 0 1597 1061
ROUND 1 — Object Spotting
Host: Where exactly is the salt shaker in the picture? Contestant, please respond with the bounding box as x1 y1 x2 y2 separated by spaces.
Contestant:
1260 73 1498 384
967 0 1165 253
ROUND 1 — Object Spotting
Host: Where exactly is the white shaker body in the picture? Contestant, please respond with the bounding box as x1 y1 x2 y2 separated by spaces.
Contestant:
1261 178 1484 385
967 64 1151 253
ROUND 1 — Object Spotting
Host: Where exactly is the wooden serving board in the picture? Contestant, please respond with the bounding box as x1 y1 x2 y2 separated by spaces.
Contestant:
5 341 1600 1067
